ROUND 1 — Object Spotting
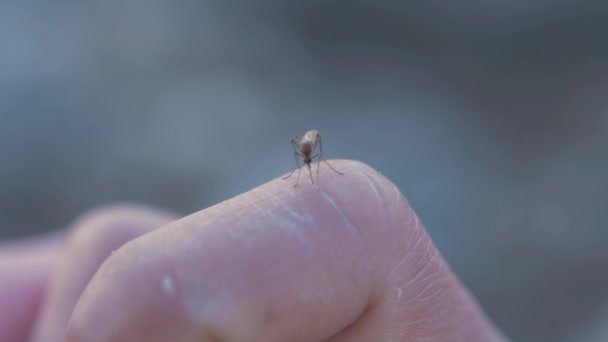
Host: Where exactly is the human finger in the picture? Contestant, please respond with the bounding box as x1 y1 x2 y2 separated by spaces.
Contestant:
30 204 178 342
66 160 505 341
0 233 63 342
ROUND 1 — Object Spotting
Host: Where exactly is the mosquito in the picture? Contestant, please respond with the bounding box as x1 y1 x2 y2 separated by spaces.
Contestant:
283 129 343 187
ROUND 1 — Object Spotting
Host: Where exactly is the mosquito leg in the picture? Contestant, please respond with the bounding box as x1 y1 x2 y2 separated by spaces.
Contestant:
310 153 321 183
294 163 301 187
294 152 304 187
317 136 343 175
283 151 302 180
322 159 343 175
290 138 299 152
283 138 301 180
307 162 314 184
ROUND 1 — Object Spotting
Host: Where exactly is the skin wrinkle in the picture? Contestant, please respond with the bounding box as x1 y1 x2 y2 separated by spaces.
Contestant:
213 196 277 250
419 253 441 284
400 262 461 339
327 167 429 341
397 250 437 291
381 252 441 337
359 169 382 206
325 303 370 341
232 182 321 249
410 267 445 303
319 190 361 240
404 208 412 225
274 198 314 243
277 199 314 224
359 169 390 233
412 233 426 253
316 185 379 304
320 168 380 339
334 163 490 341
386 218 427 282
247 191 309 244
376 195 485 341
273 215 308 244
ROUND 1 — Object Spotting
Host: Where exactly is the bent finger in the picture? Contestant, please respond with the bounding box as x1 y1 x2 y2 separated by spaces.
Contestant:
0 233 63 342
66 160 505 341
30 204 178 342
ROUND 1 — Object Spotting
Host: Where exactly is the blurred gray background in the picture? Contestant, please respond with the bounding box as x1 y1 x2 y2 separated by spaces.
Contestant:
1 1 608 341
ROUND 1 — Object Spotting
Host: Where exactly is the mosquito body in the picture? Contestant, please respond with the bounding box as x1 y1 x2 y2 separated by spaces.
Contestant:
283 129 343 187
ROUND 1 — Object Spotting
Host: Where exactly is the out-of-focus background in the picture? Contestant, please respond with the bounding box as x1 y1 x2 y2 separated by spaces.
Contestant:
1 1 607 340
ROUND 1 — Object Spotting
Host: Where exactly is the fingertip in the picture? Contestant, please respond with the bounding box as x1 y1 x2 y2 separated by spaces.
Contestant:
33 203 178 342
280 159 505 341
0 233 63 342
66 160 504 341
66 159 412 341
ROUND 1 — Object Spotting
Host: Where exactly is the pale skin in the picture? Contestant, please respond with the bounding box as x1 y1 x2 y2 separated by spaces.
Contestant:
0 160 507 341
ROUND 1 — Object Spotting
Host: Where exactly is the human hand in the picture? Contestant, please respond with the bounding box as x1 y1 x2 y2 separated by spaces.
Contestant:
1 160 506 341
